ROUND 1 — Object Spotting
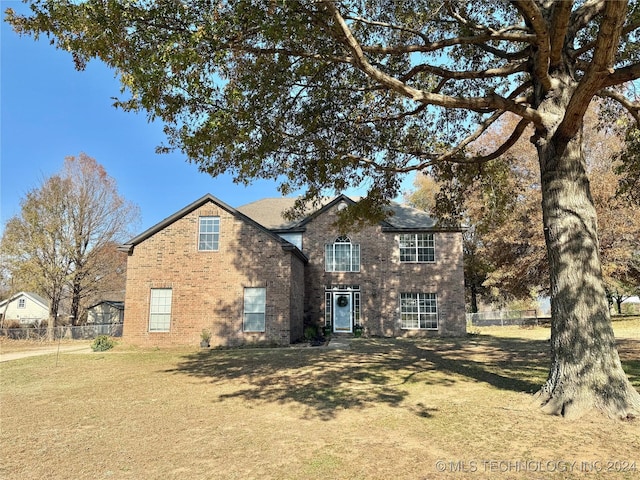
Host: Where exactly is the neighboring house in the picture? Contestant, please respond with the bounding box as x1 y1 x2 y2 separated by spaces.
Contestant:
87 301 125 324
0 292 50 326
120 193 465 347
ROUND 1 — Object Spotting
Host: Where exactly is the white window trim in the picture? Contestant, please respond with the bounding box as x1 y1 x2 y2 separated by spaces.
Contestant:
325 236 361 272
243 287 266 332
400 292 438 330
149 288 172 332
399 233 436 263
198 216 220 251
17 298 26 309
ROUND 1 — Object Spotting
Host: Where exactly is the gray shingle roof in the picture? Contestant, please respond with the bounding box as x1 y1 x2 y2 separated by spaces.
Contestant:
237 195 443 231
236 197 303 229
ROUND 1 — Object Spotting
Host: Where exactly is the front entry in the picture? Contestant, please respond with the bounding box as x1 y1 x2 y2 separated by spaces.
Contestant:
333 292 352 333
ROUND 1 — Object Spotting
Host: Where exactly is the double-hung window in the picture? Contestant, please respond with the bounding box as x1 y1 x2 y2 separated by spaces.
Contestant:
198 216 220 251
400 293 438 329
149 288 172 332
18 298 26 309
243 287 266 332
399 233 435 263
325 236 360 272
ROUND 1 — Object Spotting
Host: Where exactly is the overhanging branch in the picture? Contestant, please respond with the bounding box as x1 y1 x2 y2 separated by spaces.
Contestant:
324 1 543 125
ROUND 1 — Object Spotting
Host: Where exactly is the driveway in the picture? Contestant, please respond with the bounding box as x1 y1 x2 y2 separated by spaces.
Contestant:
0 344 92 362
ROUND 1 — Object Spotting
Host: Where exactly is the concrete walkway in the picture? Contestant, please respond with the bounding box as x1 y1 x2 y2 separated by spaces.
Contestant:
0 344 92 362
325 337 353 350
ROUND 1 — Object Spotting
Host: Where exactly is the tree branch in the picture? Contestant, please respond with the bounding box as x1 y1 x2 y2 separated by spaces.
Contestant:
597 89 640 124
511 0 552 91
571 19 640 61
325 1 543 125
360 32 535 56
556 0 628 142
344 14 430 44
345 112 530 175
400 61 528 83
549 0 573 67
568 0 606 41
600 63 640 88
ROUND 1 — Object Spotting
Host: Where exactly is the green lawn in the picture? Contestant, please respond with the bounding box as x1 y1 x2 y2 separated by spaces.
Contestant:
1 319 639 480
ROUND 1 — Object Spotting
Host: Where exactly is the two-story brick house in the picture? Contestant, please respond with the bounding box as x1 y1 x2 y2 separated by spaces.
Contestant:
120 193 465 347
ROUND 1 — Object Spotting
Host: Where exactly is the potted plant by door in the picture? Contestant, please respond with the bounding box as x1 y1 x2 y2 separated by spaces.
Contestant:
354 324 364 337
323 324 332 337
200 329 211 348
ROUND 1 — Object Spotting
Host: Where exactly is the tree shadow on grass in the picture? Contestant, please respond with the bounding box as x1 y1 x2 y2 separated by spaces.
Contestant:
617 339 640 388
166 334 552 420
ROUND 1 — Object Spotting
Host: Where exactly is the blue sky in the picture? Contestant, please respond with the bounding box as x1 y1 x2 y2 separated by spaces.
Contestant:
1 2 415 235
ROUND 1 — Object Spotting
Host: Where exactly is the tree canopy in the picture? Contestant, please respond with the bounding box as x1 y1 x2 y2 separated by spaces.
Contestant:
1 154 138 325
7 1 636 215
6 1 640 419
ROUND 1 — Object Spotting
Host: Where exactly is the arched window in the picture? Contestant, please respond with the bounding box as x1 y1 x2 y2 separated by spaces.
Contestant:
325 236 360 272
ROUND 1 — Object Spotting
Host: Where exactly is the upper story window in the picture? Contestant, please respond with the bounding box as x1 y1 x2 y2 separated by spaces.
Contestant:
325 236 360 272
399 233 435 263
198 216 220 251
18 298 26 309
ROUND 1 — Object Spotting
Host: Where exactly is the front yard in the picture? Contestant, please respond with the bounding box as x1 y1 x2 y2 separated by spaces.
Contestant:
1 319 639 479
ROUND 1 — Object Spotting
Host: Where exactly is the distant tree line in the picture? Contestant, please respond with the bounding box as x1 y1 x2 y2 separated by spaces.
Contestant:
407 105 640 314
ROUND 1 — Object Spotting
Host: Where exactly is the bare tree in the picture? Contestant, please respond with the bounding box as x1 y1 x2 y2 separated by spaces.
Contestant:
2 175 72 333
62 154 138 325
1 155 139 328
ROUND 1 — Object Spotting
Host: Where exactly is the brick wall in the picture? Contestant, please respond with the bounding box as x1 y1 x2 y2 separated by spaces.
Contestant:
302 204 466 337
123 201 304 347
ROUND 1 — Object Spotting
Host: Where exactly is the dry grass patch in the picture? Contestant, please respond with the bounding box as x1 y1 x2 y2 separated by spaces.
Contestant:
1 321 639 480
0 337 90 354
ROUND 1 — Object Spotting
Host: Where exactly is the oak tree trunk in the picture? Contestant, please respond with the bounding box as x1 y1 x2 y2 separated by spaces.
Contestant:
533 91 640 419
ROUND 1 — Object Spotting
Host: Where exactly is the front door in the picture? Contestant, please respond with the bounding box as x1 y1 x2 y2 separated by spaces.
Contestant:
333 293 352 333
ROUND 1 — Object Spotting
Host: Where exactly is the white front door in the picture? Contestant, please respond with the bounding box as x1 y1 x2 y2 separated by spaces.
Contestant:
333 293 352 332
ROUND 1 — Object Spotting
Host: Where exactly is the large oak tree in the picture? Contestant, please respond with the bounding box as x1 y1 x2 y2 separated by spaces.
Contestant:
7 0 640 418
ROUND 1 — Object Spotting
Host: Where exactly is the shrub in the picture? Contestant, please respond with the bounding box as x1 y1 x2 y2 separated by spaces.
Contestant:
304 326 318 341
91 335 115 352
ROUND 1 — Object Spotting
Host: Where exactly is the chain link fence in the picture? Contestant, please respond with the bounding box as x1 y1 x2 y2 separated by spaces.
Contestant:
466 309 539 327
0 324 123 340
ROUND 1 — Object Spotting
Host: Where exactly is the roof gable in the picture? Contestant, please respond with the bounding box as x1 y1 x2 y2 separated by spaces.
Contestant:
0 292 49 310
87 300 125 311
120 193 307 261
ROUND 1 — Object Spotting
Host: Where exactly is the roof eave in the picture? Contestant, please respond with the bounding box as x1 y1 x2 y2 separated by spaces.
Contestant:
381 226 465 233
281 243 309 263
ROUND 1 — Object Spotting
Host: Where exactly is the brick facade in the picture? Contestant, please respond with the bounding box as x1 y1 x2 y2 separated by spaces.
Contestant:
301 202 466 337
122 196 306 347
121 193 466 348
